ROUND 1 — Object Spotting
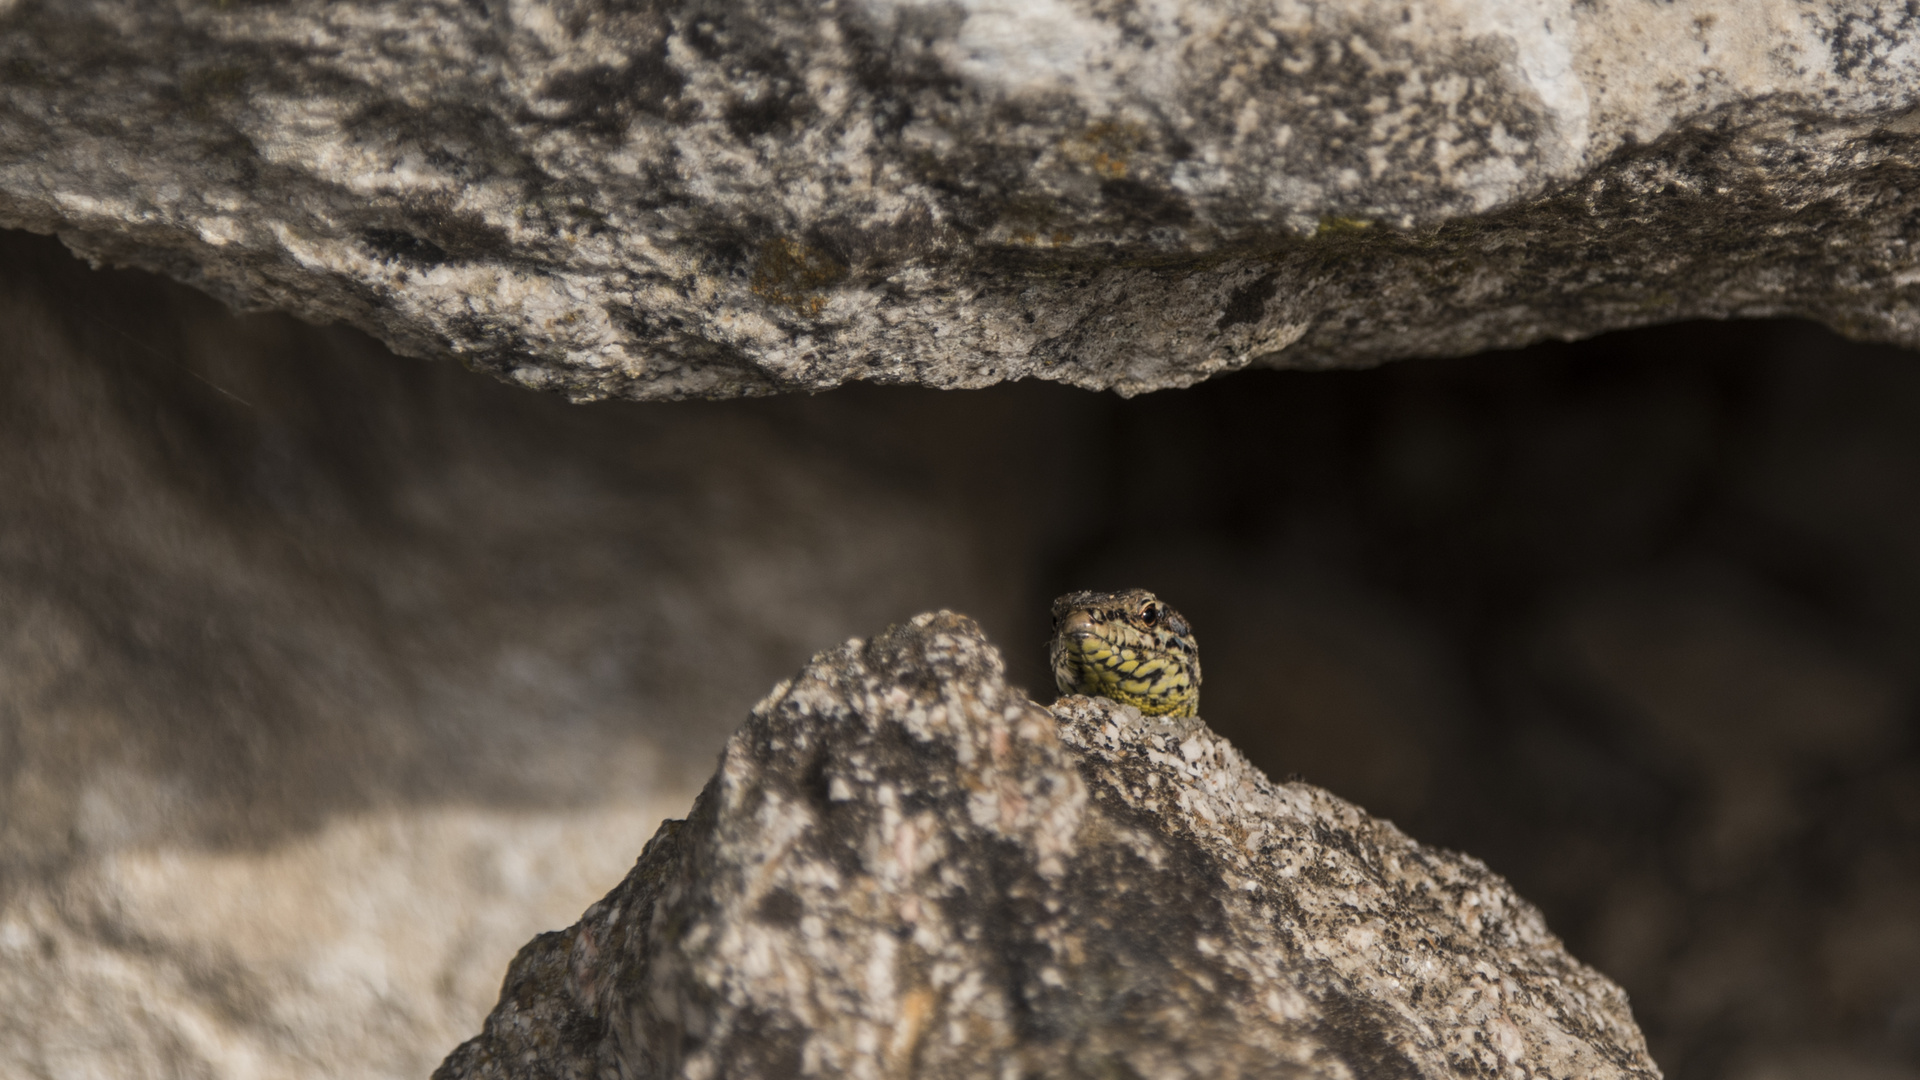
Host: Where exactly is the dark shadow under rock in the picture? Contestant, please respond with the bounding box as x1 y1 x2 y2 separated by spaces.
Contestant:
438 612 1657 1080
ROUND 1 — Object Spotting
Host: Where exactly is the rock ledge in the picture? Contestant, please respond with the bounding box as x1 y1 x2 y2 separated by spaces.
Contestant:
6 3 1920 398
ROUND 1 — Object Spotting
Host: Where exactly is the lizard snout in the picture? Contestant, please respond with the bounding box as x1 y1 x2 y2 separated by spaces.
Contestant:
1058 610 1096 641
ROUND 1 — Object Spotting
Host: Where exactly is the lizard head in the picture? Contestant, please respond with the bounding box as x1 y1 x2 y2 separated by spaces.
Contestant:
1048 588 1201 718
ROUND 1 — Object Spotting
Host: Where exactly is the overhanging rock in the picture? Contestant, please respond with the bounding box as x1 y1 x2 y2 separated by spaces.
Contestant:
3 2 1920 400
435 611 1658 1079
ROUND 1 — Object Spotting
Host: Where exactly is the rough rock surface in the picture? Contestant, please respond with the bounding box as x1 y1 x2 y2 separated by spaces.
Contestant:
437 611 1657 1079
5 2 1920 400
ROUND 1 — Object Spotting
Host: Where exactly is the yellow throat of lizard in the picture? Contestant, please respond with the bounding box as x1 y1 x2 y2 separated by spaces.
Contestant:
1048 588 1201 718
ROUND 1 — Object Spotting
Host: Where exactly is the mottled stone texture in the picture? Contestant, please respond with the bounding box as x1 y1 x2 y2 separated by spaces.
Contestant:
438 612 1657 1080
2 1 1920 399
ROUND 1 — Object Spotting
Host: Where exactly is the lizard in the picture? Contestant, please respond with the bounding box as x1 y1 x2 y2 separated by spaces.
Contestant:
1048 588 1201 718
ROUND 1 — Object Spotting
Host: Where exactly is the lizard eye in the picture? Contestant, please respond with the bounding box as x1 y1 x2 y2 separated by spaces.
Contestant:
1138 602 1162 626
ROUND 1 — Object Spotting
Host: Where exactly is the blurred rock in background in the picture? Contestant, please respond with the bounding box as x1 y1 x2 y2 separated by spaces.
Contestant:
0 229 1023 1078
3 227 1918 1080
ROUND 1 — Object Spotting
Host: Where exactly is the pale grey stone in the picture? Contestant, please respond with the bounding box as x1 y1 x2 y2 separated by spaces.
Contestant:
4 1 1920 400
437 611 1658 1080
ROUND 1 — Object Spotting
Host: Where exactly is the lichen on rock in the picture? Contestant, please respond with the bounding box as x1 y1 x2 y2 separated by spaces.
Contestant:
437 611 1658 1079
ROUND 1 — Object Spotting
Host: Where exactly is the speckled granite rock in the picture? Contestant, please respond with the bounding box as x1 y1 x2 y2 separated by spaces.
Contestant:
3 2 1920 400
436 611 1657 1079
